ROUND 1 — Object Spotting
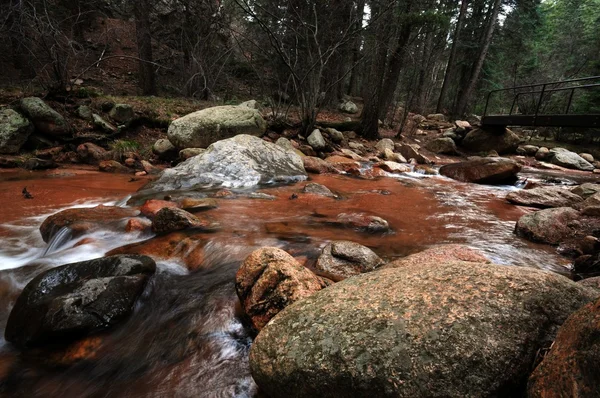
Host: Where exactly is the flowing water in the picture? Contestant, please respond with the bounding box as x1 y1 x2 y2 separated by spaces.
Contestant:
0 165 590 397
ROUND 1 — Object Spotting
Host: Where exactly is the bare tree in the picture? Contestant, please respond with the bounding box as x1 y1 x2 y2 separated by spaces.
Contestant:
134 0 156 95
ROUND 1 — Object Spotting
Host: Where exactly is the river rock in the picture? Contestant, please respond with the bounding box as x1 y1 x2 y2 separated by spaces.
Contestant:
4 254 156 348
579 153 594 163
92 114 117 134
515 207 580 245
0 109 34 154
151 207 218 234
455 120 472 132
109 104 135 124
382 148 406 163
521 145 540 156
140 199 179 218
384 245 489 269
425 137 457 155
22 157 58 170
339 101 358 114
528 296 600 398
336 213 390 233
572 183 600 199
324 155 361 175
307 129 326 151
179 198 218 212
325 128 344 143
314 241 383 281
167 106 266 149
99 160 130 173
40 205 139 243
376 161 411 174
250 261 598 398
152 138 178 159
439 157 521 184
395 143 431 164
19 97 69 137
550 148 594 171
535 147 550 160
506 186 583 209
235 247 322 331
302 183 336 198
77 142 111 164
573 253 600 276
145 135 306 192
461 127 521 154
375 138 395 155
179 148 206 160
302 156 338 174
76 105 92 120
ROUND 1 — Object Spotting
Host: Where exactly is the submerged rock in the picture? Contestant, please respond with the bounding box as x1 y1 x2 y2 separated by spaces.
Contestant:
336 213 390 233
302 183 336 198
528 297 600 398
143 135 306 192
506 186 583 209
167 105 266 149
235 247 322 331
5 254 156 348
151 207 218 234
440 157 521 184
515 207 580 245
315 241 384 281
0 109 34 154
250 261 597 398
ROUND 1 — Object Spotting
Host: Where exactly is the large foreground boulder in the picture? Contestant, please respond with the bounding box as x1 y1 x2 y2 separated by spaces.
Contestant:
550 148 595 171
0 109 34 154
5 255 156 348
461 127 520 154
235 247 322 331
167 105 266 149
439 157 521 184
528 297 600 398
19 97 69 137
506 186 583 209
250 261 597 398
515 207 580 245
144 135 307 192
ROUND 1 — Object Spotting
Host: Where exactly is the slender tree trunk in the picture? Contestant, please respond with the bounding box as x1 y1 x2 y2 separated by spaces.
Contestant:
347 0 366 96
436 0 468 113
455 0 502 116
414 30 434 114
133 0 156 95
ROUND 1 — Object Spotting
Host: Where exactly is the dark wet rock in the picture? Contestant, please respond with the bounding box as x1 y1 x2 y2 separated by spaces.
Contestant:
336 213 390 233
384 245 489 269
235 247 322 331
5 254 156 348
315 241 384 281
528 297 600 398
572 183 600 199
22 157 58 170
140 199 179 219
425 137 457 155
152 138 178 160
515 207 580 245
19 97 69 137
34 146 63 160
0 109 34 154
76 105 92 120
302 183 336 198
550 148 594 171
461 127 521 154
395 143 431 164
440 157 521 184
0 155 24 168
77 142 111 164
109 104 135 124
144 135 306 192
506 186 583 209
99 160 131 173
40 205 139 243
151 207 218 234
167 106 266 149
250 261 597 398
582 206 600 217
92 114 117 134
573 254 600 277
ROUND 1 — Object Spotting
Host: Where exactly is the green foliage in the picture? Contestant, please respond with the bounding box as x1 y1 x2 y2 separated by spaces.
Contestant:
110 139 140 160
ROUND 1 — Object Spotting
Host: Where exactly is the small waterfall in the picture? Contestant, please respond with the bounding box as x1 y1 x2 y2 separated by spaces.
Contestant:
42 227 73 256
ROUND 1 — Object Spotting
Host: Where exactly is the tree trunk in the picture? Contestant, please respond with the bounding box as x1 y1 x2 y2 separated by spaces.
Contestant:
347 0 366 96
436 0 468 113
455 0 502 117
133 0 156 95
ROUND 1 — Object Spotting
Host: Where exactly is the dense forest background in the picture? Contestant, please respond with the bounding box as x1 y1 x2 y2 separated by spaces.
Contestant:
0 0 598 137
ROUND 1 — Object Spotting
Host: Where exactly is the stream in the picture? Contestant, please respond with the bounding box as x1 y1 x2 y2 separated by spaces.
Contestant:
0 165 589 397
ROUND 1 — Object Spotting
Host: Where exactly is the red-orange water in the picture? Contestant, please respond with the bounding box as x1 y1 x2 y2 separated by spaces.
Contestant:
0 166 580 397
